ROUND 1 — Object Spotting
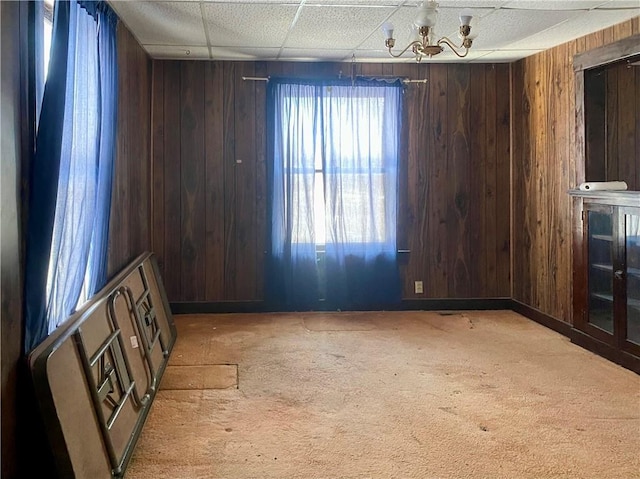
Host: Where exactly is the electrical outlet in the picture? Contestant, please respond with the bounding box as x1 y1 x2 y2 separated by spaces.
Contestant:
414 281 423 294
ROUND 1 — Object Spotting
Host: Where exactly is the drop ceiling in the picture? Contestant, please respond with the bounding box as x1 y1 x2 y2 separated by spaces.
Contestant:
108 0 640 62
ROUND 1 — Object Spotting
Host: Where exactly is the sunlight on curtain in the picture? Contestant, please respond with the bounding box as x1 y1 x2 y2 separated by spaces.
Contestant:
24 0 118 350
45 2 101 331
322 82 402 307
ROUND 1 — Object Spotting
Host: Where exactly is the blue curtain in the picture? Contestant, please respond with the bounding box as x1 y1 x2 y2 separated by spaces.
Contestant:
267 78 403 310
267 82 321 308
323 81 402 309
24 0 118 351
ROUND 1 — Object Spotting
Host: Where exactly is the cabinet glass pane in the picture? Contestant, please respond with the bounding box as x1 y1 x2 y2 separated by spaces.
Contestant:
626 214 640 345
588 210 614 333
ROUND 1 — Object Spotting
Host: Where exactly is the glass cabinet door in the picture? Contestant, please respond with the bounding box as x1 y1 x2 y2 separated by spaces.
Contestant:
625 212 640 347
587 208 615 335
575 199 640 370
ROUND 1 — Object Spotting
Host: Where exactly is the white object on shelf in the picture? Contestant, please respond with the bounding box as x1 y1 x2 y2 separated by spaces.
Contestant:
578 181 628 191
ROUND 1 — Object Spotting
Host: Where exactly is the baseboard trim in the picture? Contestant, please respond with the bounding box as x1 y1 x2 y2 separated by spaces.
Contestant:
510 300 572 336
398 298 512 310
569 328 640 374
170 298 513 314
170 301 266 314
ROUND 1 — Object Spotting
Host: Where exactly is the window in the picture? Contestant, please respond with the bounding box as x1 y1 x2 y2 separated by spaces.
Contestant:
36 0 55 126
43 0 54 76
280 84 398 248
322 88 391 247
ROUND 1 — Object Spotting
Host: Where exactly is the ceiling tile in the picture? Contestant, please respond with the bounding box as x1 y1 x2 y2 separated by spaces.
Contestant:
279 48 362 61
110 0 640 63
597 0 640 7
181 0 298 2
467 8 579 50
305 0 404 4
501 1 609 9
202 3 299 48
209 46 282 60
506 8 640 50
285 5 397 50
144 45 211 59
468 48 545 62
436 0 510 5
111 1 207 46
352 52 402 63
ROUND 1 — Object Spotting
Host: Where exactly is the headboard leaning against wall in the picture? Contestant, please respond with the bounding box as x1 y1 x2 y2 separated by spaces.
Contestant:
28 252 177 479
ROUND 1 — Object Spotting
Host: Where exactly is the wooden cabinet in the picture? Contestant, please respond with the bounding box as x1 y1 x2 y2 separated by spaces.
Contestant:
571 191 640 373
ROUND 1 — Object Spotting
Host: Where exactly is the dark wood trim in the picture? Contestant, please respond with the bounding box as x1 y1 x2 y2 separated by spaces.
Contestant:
398 298 513 311
510 300 573 336
170 298 513 314
570 328 640 374
573 34 640 71
171 301 266 314
572 196 587 335
574 69 586 187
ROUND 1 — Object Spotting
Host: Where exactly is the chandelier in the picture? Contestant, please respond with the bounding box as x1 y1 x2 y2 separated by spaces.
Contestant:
382 1 474 61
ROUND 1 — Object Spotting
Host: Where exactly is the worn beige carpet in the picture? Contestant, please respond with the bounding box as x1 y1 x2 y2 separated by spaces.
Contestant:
126 311 640 479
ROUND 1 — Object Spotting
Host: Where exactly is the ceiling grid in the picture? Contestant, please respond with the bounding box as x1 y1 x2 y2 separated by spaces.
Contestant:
109 0 640 62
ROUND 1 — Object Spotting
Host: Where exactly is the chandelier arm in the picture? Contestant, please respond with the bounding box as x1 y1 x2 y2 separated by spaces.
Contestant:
437 36 469 58
388 40 424 58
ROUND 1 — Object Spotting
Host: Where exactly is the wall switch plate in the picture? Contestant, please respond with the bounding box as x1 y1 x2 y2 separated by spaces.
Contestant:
414 281 423 294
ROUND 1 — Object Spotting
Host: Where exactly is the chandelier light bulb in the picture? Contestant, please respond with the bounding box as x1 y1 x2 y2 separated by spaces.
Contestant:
459 9 473 27
382 21 394 39
415 1 438 28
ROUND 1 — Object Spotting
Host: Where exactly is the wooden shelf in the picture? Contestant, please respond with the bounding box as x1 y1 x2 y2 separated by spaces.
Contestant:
591 292 613 303
569 189 640 207
590 263 640 278
591 234 613 241
592 263 612 272
591 292 640 311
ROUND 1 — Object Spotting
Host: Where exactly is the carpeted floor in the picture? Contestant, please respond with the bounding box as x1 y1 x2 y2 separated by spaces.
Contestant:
126 311 640 479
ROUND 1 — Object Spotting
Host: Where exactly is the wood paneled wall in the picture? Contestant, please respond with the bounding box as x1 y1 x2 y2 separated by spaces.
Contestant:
512 17 640 323
107 24 153 277
151 61 511 302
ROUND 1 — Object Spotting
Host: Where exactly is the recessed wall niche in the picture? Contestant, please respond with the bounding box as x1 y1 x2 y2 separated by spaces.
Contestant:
581 49 640 189
573 35 640 191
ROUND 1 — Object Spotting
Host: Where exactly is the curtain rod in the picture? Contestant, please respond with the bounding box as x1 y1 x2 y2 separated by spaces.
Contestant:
241 76 427 84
